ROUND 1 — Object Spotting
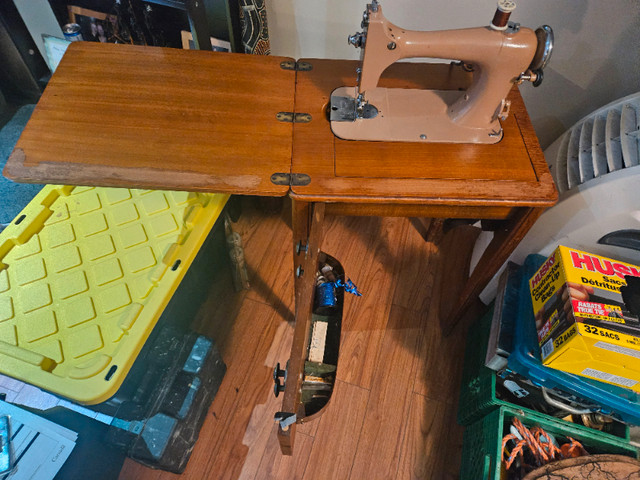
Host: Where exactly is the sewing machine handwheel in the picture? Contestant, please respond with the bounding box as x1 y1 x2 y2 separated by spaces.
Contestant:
532 69 544 87
529 25 554 72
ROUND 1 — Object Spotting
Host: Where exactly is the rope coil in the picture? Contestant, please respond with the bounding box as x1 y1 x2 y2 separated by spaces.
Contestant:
501 417 587 473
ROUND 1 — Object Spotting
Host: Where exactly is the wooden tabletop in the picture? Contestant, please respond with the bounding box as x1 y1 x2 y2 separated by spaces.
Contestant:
290 59 557 208
4 42 295 196
5 44 556 209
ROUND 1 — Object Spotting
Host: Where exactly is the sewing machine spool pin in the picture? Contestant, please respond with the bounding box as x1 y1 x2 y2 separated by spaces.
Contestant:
490 0 516 31
330 1 553 144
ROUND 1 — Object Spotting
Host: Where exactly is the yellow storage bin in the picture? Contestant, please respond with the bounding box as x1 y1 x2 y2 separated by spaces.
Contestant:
0 186 228 404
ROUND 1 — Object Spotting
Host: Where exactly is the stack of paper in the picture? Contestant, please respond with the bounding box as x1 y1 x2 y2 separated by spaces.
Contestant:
0 375 114 426
0 401 77 480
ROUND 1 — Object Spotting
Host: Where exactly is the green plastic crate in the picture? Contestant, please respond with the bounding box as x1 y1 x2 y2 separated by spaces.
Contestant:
458 305 505 426
458 306 629 439
460 405 638 480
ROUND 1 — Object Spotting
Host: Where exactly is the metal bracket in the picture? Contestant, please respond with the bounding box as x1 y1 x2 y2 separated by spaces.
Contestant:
270 173 311 186
274 412 297 431
273 362 287 397
296 241 308 255
276 112 312 123
498 99 511 121
280 60 313 71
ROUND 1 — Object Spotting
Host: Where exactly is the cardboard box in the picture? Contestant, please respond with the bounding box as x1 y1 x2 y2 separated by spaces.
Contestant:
530 246 640 390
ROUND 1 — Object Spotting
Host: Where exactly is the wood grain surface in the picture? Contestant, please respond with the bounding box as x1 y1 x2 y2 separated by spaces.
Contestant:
290 59 557 207
321 215 403 390
5 42 295 196
349 306 423 479
277 202 325 454
117 199 468 479
325 202 514 219
5 44 556 212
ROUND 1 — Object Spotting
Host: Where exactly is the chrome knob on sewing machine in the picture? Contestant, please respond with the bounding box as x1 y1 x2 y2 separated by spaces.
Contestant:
330 0 554 144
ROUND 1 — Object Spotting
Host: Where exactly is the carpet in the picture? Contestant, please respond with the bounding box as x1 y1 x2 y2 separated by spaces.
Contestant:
0 104 44 224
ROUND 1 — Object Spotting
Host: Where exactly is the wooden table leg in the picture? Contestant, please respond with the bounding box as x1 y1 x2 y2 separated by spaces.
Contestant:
276 200 325 454
441 206 545 336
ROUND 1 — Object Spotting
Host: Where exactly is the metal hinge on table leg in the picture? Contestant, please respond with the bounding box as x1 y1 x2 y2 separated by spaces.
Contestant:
270 173 311 186
280 60 313 71
273 362 287 397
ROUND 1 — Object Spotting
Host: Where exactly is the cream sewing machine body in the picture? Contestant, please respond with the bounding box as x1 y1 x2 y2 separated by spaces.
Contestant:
330 0 553 144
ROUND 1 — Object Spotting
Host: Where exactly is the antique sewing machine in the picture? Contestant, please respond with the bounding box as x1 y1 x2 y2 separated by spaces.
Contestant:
330 0 554 143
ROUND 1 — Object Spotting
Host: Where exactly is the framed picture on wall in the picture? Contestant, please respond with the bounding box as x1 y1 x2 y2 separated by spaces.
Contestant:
67 5 117 43
180 30 230 52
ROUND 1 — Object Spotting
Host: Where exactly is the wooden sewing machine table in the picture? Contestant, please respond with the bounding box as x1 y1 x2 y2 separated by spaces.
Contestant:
4 43 557 453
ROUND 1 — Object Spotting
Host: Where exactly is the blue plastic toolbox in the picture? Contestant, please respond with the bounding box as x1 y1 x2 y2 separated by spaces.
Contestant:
507 254 640 425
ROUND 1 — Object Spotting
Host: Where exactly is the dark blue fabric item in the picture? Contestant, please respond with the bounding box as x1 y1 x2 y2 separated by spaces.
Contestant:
0 105 44 224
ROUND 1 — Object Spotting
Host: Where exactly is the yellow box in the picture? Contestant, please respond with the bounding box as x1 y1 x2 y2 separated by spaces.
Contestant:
531 246 640 390
0 186 227 404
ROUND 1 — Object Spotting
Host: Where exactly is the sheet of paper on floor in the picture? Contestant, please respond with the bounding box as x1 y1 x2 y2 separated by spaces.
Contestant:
0 400 77 480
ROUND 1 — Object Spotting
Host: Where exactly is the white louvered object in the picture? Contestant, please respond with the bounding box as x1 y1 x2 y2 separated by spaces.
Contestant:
592 115 608 177
605 109 624 173
621 103 640 168
474 92 640 304
549 92 640 193
578 118 594 183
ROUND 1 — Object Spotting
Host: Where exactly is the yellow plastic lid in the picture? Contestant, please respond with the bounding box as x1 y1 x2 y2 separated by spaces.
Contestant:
0 185 227 404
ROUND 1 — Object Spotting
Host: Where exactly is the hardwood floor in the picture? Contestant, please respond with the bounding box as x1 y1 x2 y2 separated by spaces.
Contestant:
118 197 472 480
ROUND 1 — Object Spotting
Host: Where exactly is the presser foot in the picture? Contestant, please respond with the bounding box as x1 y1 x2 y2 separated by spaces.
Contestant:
329 86 504 144
329 95 379 122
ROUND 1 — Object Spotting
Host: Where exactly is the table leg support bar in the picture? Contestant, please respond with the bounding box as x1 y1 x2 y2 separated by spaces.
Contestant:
441 206 544 336
276 201 325 455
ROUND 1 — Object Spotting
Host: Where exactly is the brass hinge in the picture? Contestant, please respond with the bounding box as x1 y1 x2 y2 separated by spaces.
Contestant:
271 173 311 186
280 60 313 71
276 112 312 123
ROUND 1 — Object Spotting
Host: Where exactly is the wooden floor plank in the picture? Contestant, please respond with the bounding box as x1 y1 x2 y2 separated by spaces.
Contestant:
412 227 472 404
235 321 295 480
195 302 288 479
301 379 370 480
243 211 295 321
255 429 314 480
191 199 289 350
412 303 467 404
437 225 482 334
334 216 407 390
390 218 442 314
296 417 320 437
349 305 423 480
396 393 464 480
118 460 175 480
